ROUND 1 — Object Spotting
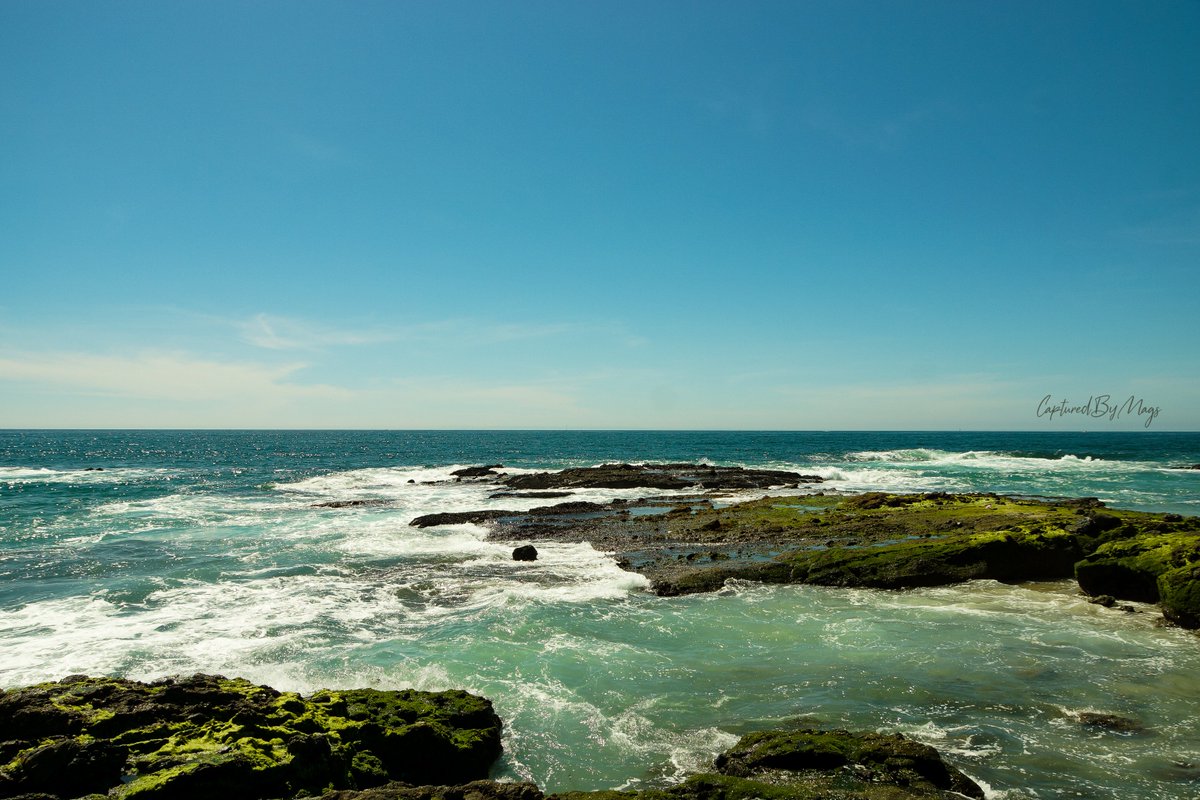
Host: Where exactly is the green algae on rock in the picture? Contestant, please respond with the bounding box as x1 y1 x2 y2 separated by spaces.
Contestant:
562 492 1200 628
548 727 983 800
0 673 988 800
1075 525 1200 627
0 674 502 800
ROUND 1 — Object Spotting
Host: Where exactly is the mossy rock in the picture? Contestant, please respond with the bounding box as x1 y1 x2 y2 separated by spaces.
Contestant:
0 675 502 800
1158 563 1200 628
713 728 983 799
780 527 1082 590
1075 532 1200 610
636 493 1200 628
551 727 984 800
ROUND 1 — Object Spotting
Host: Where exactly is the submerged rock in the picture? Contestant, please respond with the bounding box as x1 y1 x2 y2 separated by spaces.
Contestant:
1075 712 1146 733
0 674 502 800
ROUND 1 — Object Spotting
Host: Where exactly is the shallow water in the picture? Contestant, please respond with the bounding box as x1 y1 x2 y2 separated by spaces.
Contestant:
2 430 1199 798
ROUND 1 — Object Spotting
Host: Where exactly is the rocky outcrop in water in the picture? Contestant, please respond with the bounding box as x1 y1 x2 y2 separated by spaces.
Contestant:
415 478 1200 627
501 463 821 491
453 465 506 479
0 674 502 800
512 545 538 561
638 493 1200 627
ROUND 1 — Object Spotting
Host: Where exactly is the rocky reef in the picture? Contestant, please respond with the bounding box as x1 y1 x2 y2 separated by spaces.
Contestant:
499 463 821 492
0 673 984 800
0 674 502 799
418 475 1200 628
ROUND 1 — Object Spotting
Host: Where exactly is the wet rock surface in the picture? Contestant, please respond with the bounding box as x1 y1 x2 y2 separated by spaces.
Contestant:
0 674 502 800
501 463 821 491
411 466 1200 627
512 544 539 561
549 728 983 800
0 672 990 800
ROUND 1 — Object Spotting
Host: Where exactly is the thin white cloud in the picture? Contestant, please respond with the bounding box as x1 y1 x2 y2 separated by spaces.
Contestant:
237 314 394 351
232 313 646 352
0 350 349 403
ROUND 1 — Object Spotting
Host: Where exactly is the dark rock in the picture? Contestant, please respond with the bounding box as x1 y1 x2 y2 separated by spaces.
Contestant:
322 780 544 800
512 545 538 562
1068 514 1124 538
489 492 574 499
528 501 607 516
410 510 513 528
313 500 391 509
1089 594 1117 607
451 465 505 479
502 463 821 491
1 736 125 797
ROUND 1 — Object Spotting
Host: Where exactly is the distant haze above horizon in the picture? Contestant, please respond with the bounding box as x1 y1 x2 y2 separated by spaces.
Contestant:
3 1 1197 430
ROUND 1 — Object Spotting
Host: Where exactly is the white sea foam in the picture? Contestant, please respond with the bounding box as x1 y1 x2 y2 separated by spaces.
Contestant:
0 465 182 484
808 465 965 493
90 492 300 532
843 448 1159 475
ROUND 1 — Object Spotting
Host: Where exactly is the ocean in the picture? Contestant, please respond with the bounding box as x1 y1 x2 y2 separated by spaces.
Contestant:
2 429 1199 799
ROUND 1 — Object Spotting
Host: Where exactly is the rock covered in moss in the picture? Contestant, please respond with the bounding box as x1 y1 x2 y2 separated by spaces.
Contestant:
0 674 502 800
630 493 1200 628
713 728 983 798
1074 520 1200 626
549 727 984 800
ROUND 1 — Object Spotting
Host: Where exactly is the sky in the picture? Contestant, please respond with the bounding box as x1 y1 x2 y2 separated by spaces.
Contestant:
1 0 1198 430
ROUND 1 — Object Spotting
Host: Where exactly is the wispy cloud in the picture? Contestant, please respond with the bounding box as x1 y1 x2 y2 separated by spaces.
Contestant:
0 350 348 403
237 314 395 351
232 313 646 352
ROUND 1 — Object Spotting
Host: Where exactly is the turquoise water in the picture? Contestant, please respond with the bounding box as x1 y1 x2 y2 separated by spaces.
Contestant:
2 430 1199 798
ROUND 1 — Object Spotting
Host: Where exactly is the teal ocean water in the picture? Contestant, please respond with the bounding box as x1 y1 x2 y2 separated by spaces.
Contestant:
2 430 1199 798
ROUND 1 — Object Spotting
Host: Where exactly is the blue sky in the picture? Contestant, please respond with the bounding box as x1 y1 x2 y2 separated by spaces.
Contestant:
2 0 1197 429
